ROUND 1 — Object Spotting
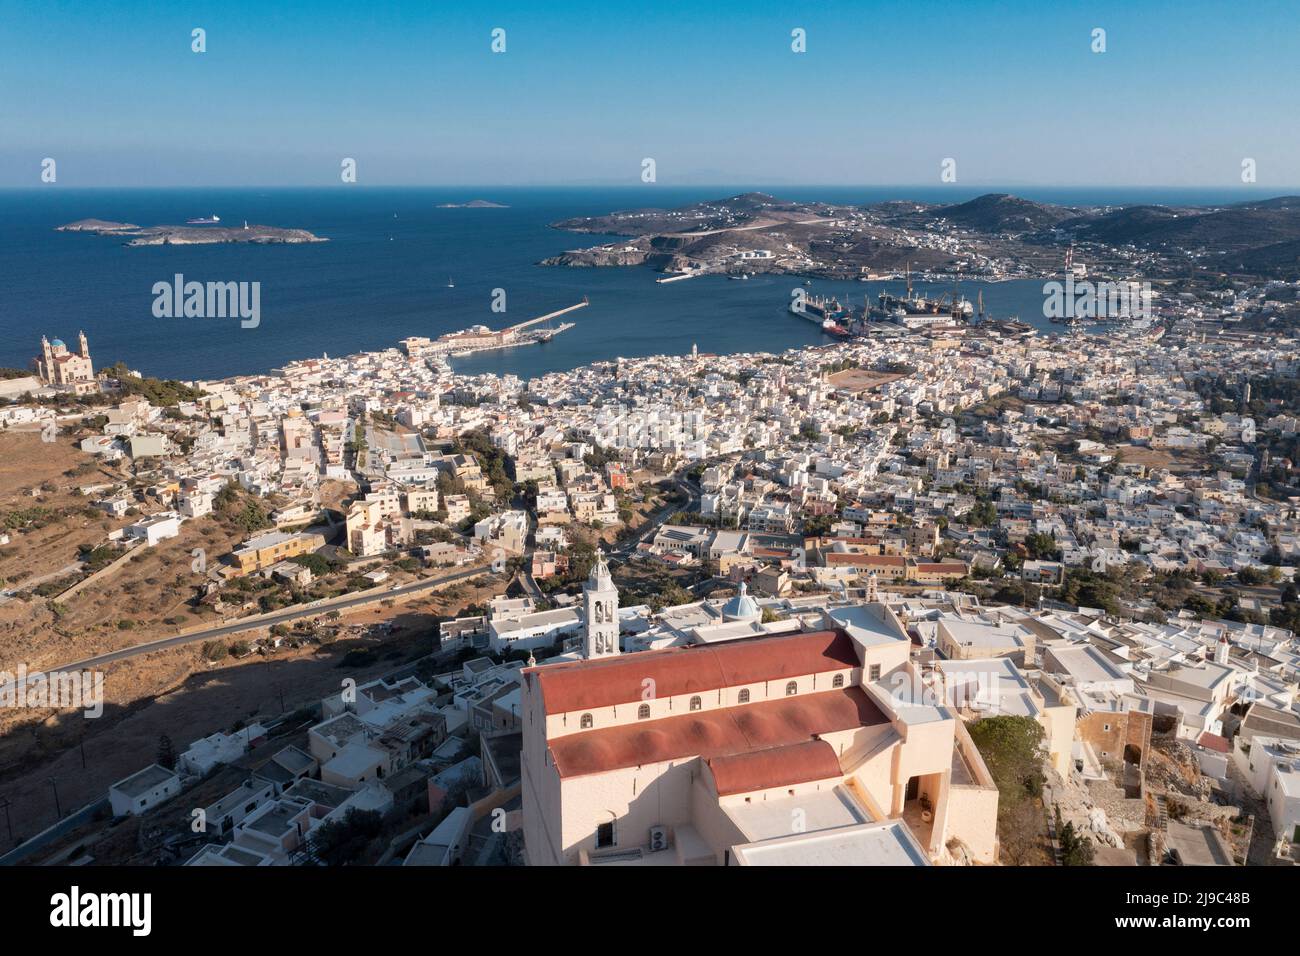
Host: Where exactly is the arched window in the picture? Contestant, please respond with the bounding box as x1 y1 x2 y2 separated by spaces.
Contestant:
832 674 845 688
593 603 603 624
689 696 702 712
737 689 750 704
637 703 650 720
580 713 593 729
785 681 798 696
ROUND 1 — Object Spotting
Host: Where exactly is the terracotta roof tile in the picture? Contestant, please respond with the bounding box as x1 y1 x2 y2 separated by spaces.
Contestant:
529 629 859 715
824 553 906 567
708 739 843 796
549 686 885 779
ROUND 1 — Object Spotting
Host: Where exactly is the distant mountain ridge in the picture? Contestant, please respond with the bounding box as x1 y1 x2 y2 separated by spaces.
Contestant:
928 193 1076 232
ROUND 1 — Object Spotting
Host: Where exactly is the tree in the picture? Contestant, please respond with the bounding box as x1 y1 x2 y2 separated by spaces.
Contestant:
969 715 1048 864
309 809 384 866
1024 532 1061 562
967 501 997 527
1236 566 1267 586
157 734 176 770
1059 820 1095 866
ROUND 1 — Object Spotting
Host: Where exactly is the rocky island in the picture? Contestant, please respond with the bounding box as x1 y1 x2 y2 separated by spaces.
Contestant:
436 199 509 208
56 219 327 246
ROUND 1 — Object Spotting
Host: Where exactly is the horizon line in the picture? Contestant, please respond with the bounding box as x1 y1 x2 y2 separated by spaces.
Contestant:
3 183 1299 192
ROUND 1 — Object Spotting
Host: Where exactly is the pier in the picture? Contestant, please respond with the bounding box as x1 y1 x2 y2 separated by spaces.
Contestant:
507 298 588 331
399 299 586 361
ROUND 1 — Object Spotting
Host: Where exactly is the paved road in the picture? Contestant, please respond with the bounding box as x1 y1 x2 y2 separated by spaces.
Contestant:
610 464 715 561
675 216 835 238
2 564 489 688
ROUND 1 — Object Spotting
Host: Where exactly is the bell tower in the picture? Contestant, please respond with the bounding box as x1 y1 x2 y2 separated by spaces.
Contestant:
582 551 619 659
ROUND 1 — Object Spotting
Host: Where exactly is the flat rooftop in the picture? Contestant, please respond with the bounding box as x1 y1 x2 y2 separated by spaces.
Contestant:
730 819 928 866
1046 643 1129 685
112 764 177 798
724 786 870 843
829 605 908 648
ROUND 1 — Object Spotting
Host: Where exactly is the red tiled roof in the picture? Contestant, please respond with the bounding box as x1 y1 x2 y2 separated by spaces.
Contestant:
549 686 885 779
824 553 905 567
529 629 860 715
914 562 968 573
1197 731 1231 754
707 739 843 796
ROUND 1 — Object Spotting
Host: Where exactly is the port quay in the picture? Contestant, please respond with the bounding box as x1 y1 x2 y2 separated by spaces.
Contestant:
399 299 586 359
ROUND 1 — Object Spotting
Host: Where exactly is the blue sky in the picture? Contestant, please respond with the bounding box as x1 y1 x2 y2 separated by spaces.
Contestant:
1 0 1298 187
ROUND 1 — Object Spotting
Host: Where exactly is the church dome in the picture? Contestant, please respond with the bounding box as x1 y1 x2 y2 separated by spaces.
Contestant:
721 581 761 622
50 338 65 349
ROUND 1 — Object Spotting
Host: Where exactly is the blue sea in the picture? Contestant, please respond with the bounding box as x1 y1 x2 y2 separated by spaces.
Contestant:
0 185 1265 382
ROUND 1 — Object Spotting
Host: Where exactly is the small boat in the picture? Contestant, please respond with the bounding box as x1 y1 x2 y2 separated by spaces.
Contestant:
446 276 455 288
186 214 221 225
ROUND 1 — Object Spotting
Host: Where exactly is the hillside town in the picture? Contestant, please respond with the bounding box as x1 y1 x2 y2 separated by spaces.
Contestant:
2 293 1300 869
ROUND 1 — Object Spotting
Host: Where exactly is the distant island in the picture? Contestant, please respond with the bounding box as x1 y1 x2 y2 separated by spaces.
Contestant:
436 199 509 209
55 219 327 246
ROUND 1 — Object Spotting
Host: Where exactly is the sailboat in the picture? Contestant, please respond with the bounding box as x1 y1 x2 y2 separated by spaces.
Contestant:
446 276 455 288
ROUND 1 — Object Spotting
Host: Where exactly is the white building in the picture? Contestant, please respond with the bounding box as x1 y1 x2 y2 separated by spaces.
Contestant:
108 764 182 816
179 724 267 776
403 806 474 866
125 512 181 547
520 595 1000 866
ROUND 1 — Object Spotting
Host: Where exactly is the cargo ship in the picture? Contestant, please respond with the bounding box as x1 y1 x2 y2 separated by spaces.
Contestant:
872 266 974 324
789 293 852 337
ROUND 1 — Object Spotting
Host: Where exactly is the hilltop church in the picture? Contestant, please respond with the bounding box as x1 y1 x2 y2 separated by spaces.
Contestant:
33 332 97 394
519 555 1002 866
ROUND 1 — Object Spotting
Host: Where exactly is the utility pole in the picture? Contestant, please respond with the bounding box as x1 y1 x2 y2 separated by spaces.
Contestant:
0 796 13 846
48 777 62 820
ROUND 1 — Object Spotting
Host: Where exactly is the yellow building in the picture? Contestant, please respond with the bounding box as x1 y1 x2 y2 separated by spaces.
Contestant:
229 530 326 575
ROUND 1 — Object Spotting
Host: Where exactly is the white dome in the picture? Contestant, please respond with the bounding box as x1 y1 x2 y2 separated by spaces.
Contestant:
721 581 761 622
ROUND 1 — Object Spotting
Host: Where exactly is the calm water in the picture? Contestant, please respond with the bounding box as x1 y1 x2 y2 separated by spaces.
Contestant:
0 185 1261 381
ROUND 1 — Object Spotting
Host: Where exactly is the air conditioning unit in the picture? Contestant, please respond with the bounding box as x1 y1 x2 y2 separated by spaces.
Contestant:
648 825 670 852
